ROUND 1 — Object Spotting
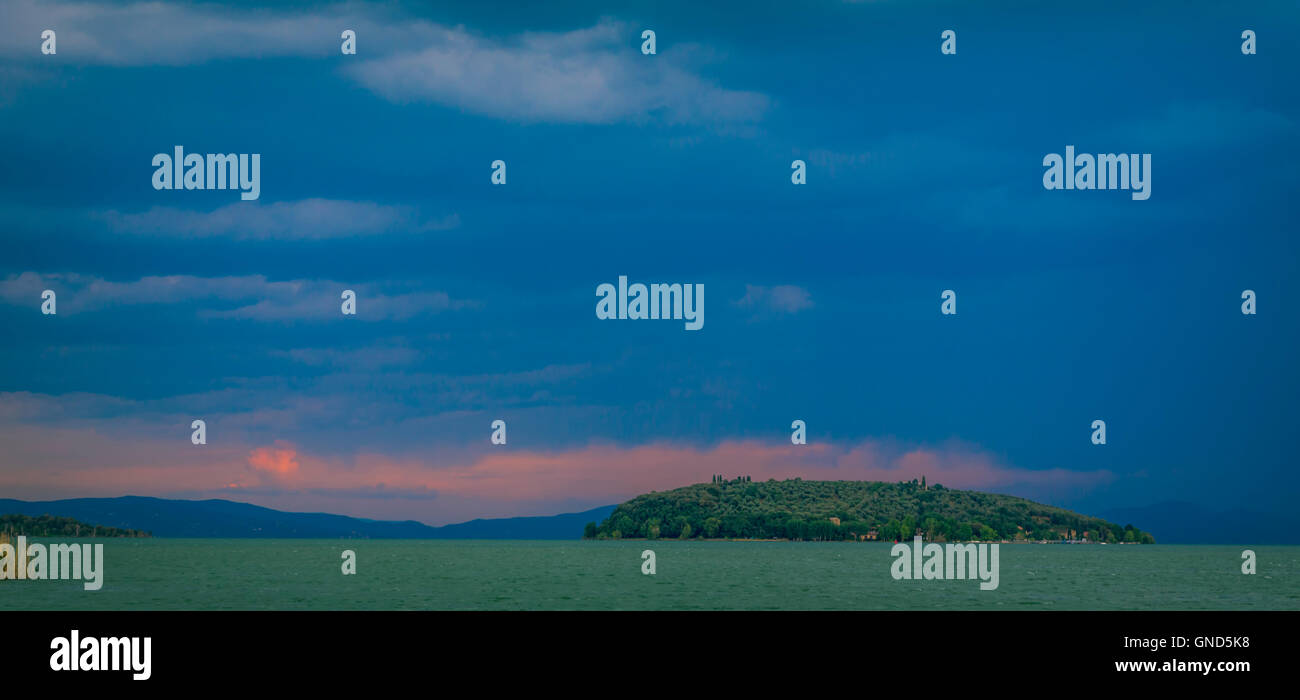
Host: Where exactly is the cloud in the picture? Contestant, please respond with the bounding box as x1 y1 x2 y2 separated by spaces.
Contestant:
2 2 767 125
206 288 466 321
0 358 599 448
798 131 1017 188
0 271 474 320
343 19 769 124
0 0 349 64
0 390 139 422
271 343 423 371
736 284 813 314
98 199 460 240
417 440 1113 505
247 441 300 475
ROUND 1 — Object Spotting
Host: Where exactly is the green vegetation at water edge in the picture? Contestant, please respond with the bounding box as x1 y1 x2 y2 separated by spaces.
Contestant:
0 513 152 538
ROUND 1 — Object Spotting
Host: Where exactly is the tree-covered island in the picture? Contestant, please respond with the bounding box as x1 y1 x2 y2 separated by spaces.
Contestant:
584 477 1154 543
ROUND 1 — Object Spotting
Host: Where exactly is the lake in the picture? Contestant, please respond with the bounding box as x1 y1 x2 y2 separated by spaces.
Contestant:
4 540 1297 610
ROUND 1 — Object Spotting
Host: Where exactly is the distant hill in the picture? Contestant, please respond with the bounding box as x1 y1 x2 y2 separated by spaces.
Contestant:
591 477 1152 543
1102 501 1300 545
419 505 616 539
0 496 614 539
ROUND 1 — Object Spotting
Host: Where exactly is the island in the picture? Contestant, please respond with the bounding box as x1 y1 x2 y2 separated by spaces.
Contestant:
584 477 1154 543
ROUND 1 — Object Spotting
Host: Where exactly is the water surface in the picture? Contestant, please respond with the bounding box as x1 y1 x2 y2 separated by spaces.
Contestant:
4 540 1296 610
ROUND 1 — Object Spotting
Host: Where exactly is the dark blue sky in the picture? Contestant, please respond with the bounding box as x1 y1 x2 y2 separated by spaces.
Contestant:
1 0 1296 524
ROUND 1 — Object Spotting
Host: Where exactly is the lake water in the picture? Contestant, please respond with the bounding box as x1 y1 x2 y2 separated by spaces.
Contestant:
4 540 1297 610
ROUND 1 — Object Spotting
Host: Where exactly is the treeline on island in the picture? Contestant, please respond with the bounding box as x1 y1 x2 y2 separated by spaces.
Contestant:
584 477 1155 544
0 514 151 539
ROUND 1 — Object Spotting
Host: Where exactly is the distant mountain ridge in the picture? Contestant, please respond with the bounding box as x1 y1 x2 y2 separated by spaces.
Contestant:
0 496 615 539
4 493 1291 543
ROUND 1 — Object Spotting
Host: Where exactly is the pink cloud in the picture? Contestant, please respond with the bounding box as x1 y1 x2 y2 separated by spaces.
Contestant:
0 422 1113 525
414 440 1112 503
247 441 301 475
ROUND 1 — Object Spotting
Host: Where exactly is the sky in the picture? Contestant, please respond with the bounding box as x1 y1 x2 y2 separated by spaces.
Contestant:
0 0 1296 526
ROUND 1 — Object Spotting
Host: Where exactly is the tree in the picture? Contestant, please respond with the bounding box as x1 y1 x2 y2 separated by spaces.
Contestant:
921 517 941 540
583 522 597 539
